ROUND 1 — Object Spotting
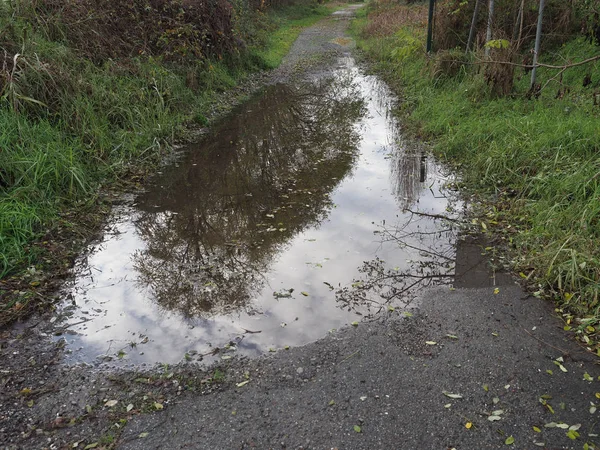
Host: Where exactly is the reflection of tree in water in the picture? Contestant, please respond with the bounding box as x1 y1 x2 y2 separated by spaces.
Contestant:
132 74 366 318
364 75 429 211
336 212 456 316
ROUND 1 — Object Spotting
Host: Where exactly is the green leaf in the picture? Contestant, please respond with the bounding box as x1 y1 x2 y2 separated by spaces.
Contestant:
566 429 580 440
138 432 149 438
329 400 335 406
584 373 593 382
301 291 309 296
236 380 250 388
351 321 359 327
353 425 362 433
533 426 541 432
84 444 99 450
505 436 515 445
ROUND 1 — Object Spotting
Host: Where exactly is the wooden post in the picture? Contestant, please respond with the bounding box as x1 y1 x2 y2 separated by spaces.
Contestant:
426 0 435 53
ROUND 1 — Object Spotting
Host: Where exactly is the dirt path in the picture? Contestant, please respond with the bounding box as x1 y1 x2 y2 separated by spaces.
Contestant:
2 6 599 450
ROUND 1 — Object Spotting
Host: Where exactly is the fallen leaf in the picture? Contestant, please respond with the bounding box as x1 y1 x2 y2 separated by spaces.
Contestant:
329 400 335 406
584 373 594 382
153 402 163 410
488 416 501 421
533 426 541 432
236 380 250 388
465 422 473 429
84 444 98 450
301 291 309 297
138 433 149 438
425 341 437 346
494 288 500 294
126 404 134 412
566 429 580 440
505 436 515 445
351 321 359 327
443 391 463 399
105 400 118 408
353 425 361 433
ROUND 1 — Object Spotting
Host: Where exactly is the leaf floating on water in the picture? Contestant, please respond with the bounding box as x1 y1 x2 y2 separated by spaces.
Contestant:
505 436 515 445
236 380 250 388
443 391 463 399
353 425 362 433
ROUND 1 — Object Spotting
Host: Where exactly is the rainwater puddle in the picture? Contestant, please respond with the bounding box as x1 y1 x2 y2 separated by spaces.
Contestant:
55 57 500 366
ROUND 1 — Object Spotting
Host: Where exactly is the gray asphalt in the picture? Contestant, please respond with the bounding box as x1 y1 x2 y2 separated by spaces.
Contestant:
117 285 600 449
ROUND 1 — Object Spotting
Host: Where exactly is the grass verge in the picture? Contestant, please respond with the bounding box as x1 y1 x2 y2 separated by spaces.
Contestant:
351 2 600 350
0 1 336 325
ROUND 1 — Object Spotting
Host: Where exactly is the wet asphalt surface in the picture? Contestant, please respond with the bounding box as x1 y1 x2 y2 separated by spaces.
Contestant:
2 6 600 450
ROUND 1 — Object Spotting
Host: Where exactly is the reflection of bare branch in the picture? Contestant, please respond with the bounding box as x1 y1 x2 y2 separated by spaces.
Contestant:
337 212 457 315
404 209 459 223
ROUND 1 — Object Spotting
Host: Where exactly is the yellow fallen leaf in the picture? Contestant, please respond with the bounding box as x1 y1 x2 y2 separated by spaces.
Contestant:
465 422 473 429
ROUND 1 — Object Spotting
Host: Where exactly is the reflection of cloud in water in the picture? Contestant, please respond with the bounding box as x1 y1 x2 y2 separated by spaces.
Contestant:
59 57 456 365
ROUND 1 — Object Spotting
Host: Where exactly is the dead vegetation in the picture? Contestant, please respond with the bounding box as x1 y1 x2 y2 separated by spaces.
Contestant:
361 1 427 38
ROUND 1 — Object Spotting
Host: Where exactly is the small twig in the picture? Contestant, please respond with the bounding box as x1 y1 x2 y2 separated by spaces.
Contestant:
241 328 262 334
404 208 459 223
340 350 360 363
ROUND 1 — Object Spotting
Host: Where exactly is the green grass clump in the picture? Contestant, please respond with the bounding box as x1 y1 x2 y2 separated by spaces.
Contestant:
353 9 600 322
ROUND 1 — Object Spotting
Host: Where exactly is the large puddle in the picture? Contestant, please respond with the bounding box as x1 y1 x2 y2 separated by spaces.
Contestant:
54 57 497 366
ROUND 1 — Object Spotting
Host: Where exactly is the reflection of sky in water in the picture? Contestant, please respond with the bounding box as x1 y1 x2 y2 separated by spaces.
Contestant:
58 57 454 365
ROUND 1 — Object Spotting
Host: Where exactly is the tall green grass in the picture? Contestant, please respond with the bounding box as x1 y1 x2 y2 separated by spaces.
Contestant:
353 11 600 319
0 2 334 279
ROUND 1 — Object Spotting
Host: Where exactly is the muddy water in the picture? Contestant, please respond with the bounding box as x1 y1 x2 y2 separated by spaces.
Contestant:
57 57 465 365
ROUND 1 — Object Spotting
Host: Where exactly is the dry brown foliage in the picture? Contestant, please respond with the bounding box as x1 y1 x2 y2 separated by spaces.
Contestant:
28 0 239 63
362 1 427 38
